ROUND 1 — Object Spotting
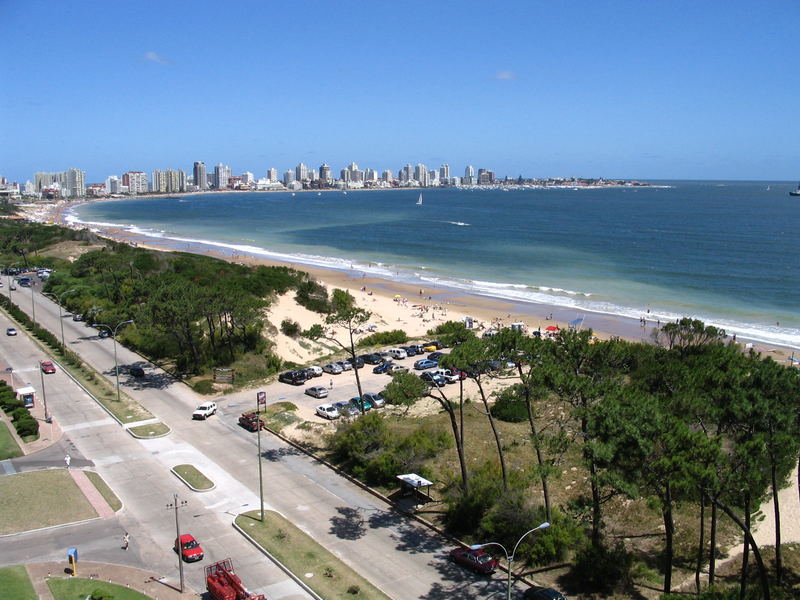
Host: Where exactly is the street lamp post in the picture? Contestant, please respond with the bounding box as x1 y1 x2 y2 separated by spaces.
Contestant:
166 493 188 593
92 319 134 402
470 521 551 600
38 361 50 422
42 289 76 348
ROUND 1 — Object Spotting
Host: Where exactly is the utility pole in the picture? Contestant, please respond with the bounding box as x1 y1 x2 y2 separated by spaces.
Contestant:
38 361 50 422
166 494 188 592
257 391 266 521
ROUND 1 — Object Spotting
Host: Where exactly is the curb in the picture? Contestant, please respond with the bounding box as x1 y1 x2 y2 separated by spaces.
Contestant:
0 514 102 538
127 422 172 439
232 519 325 600
170 466 216 492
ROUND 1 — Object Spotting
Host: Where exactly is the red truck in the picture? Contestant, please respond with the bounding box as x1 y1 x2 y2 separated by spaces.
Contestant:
206 558 266 600
238 413 265 432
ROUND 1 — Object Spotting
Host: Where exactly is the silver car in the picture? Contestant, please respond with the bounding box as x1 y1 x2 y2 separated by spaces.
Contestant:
323 363 343 375
335 360 353 371
305 386 329 399
361 392 385 408
316 404 340 419
332 400 360 417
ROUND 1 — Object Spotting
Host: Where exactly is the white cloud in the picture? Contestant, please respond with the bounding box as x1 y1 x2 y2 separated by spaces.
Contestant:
144 51 170 64
495 70 517 80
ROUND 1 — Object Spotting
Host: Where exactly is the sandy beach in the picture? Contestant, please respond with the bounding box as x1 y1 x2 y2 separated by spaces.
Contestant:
20 200 798 366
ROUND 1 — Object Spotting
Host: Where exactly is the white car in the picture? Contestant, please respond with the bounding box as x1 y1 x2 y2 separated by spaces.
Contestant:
431 368 459 384
316 404 340 420
305 386 329 399
335 360 353 371
306 365 323 377
6 327 17 336
192 401 217 420
388 348 407 359
323 363 343 375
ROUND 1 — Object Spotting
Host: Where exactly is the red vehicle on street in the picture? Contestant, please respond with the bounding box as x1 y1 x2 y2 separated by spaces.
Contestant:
40 361 56 374
238 413 265 432
448 547 499 575
175 533 204 562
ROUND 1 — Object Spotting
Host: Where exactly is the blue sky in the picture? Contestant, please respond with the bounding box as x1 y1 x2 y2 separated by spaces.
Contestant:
3 0 799 183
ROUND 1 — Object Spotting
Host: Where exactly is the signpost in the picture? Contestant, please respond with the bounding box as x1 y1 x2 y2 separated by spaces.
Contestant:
67 547 78 576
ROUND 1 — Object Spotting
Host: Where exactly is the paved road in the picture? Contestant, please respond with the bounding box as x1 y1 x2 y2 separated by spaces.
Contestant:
1 279 512 599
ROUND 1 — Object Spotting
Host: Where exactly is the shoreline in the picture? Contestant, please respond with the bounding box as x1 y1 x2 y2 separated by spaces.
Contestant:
20 201 799 365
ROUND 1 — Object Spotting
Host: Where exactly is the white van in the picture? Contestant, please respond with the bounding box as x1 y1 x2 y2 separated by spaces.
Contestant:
388 348 407 359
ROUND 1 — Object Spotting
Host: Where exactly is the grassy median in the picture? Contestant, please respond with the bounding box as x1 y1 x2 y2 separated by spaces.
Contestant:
48 578 153 600
0 420 23 460
84 471 122 512
236 510 391 600
0 566 36 600
172 464 214 490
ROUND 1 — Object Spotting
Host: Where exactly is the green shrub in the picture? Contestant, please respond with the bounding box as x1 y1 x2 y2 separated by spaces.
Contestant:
10 407 30 422
358 329 408 347
295 279 332 314
301 324 324 340
193 380 215 395
571 540 632 594
14 416 39 438
426 320 476 346
442 462 505 536
280 319 301 337
490 385 529 423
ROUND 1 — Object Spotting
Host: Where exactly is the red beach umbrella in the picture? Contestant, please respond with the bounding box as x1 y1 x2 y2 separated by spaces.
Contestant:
545 325 559 331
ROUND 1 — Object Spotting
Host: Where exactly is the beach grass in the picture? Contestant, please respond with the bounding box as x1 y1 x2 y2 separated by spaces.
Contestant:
0 471 97 534
48 578 153 600
259 401 300 431
236 510 392 600
0 420 23 460
84 471 122 512
128 422 170 438
172 464 214 490
0 566 37 600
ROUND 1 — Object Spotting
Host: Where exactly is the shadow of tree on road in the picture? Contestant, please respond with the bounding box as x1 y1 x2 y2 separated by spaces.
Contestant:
261 447 303 462
329 506 366 540
418 555 506 600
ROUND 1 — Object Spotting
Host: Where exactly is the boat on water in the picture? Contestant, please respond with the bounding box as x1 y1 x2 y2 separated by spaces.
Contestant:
416 193 423 206
790 183 800 197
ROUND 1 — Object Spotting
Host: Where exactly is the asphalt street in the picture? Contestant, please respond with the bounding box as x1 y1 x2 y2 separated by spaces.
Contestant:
0 280 512 599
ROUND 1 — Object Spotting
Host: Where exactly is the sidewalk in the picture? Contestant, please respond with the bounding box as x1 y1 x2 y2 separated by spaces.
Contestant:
26 561 200 599
68 468 115 518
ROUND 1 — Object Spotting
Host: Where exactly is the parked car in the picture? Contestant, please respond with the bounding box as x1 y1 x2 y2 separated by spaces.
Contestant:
400 346 418 357
386 364 408 375
323 363 343 375
423 341 442 351
6 327 17 336
350 356 365 369
192 401 217 420
174 534 204 562
72 313 83 322
40 361 56 374
373 361 394 374
238 413 265 431
407 343 425 354
428 351 445 362
316 404 340 420
414 359 438 370
98 329 111 338
448 547 498 575
523 587 568 600
388 348 407 359
349 396 373 412
431 368 459 383
332 400 360 418
279 370 308 385
335 360 353 371
377 351 392 361
361 392 385 408
420 372 447 387
305 365 323 377
305 385 329 399
360 353 382 365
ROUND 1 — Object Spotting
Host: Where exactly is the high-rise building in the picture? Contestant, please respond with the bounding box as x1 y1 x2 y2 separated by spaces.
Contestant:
64 168 86 197
267 168 278 182
105 175 121 194
151 170 166 193
340 168 351 182
382 169 393 182
440 164 450 181
319 163 331 183
241 171 254 184
193 162 207 190
296 163 308 181
123 171 148 194
214 163 231 189
283 170 296 186
308 169 318 182
33 168 85 197
414 163 429 187
399 164 413 183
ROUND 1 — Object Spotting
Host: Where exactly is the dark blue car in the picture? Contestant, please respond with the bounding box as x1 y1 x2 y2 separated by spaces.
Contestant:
373 361 394 374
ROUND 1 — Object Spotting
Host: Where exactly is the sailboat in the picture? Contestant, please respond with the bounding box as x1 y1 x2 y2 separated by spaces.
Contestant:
416 193 423 206
790 182 800 197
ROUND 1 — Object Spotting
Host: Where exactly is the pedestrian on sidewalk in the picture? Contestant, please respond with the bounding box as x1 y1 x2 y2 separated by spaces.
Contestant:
64 454 71 468
122 532 129 550
329 378 334 389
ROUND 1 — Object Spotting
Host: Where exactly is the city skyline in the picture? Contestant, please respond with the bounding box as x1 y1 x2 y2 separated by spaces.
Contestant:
3 1 800 183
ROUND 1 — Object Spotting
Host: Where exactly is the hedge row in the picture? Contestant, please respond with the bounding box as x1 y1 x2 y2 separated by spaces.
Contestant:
0 382 39 439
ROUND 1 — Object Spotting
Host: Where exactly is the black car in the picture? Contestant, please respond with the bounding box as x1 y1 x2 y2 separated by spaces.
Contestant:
373 361 394 374
424 340 443 350
278 370 308 385
401 346 418 357
361 354 383 365
523 587 568 600
350 356 365 369
428 351 445 362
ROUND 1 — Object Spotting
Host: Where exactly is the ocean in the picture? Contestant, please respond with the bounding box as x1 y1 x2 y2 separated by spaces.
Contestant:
68 181 800 350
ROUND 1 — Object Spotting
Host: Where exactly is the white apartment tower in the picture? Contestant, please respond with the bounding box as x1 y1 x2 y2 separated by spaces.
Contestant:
214 163 232 189
267 168 278 182
440 164 450 181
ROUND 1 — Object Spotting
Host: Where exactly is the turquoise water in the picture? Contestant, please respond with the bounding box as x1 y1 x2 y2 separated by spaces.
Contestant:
69 181 800 349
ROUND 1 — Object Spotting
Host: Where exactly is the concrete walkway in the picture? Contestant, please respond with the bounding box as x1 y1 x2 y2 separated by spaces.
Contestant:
26 560 199 599
69 468 116 519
